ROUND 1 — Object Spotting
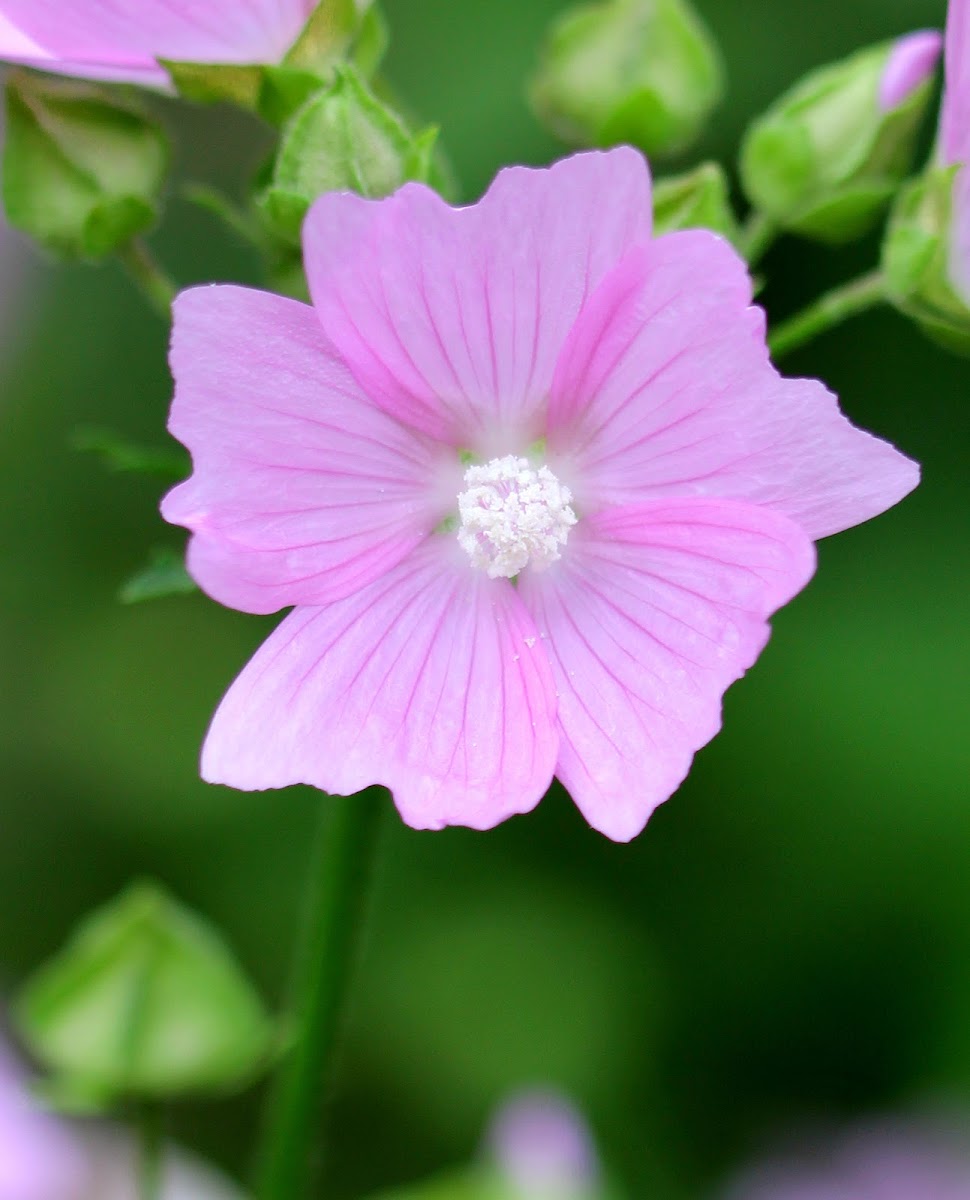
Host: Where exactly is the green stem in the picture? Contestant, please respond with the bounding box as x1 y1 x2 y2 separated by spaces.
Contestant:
136 1103 164 1200
116 238 177 320
768 270 888 358
255 789 384 1200
739 211 777 267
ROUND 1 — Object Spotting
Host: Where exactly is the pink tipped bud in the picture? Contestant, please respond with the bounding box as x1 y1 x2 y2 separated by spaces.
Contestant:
879 29 944 112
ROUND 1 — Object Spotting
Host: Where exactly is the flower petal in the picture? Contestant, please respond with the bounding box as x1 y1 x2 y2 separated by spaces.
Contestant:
0 0 314 80
519 499 816 842
202 541 559 831
303 148 651 445
942 0 970 166
162 286 449 615
548 231 919 540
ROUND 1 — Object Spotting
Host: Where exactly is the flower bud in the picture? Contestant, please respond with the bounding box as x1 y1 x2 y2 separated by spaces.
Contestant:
740 31 943 244
652 162 738 241
529 0 723 158
258 66 440 247
486 1091 601 1199
15 882 274 1104
882 163 970 354
2 72 169 259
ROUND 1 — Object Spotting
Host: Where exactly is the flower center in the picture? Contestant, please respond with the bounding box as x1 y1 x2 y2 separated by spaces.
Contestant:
456 455 577 579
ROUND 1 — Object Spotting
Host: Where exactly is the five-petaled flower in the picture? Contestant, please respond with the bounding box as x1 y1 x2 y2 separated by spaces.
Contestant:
0 0 321 87
162 149 918 842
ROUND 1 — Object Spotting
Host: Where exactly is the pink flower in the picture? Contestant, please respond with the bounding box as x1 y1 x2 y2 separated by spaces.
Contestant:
162 149 918 841
0 0 320 87
723 1117 970 1200
940 0 970 304
0 1044 86 1200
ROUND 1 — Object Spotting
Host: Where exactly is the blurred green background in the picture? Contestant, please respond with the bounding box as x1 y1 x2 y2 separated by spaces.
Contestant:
1 0 968 1195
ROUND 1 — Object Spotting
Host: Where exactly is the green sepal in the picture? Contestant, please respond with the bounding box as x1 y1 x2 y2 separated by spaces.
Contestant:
119 547 198 604
162 3 386 125
15 881 276 1103
285 0 361 72
529 0 724 158
257 66 439 246
352 4 390 78
652 162 739 241
882 165 970 355
740 39 939 244
3 72 169 259
159 59 265 109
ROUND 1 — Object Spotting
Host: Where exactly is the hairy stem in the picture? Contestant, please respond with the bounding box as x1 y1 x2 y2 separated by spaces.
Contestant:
739 211 777 267
769 270 888 358
255 789 384 1200
116 239 177 320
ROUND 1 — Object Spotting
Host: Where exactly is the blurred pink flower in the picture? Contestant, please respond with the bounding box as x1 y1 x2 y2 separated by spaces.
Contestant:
878 30 943 112
0 1045 86 1200
723 1116 970 1200
0 1034 242 1200
0 0 320 87
162 148 918 841
486 1090 599 1199
940 0 970 304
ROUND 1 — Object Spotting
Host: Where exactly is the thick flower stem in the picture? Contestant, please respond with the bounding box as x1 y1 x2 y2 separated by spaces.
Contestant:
255 789 384 1200
116 238 177 320
768 270 888 358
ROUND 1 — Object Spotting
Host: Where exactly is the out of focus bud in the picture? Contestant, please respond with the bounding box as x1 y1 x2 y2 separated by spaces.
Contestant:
529 0 724 158
15 882 274 1105
652 162 738 240
740 31 943 244
258 66 439 247
882 163 970 354
2 72 169 259
486 1091 601 1200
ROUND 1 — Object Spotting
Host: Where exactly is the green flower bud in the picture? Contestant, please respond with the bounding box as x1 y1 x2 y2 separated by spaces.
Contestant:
2 72 169 259
529 0 724 158
652 161 738 240
15 882 275 1104
258 66 440 247
740 35 942 245
882 165 970 355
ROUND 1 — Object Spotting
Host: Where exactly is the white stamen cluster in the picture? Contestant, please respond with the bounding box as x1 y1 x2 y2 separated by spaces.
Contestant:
457 455 577 579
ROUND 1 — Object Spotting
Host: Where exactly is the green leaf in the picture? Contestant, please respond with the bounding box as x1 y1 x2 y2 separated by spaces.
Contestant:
119 548 198 604
16 881 276 1102
73 426 190 480
3 72 169 259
